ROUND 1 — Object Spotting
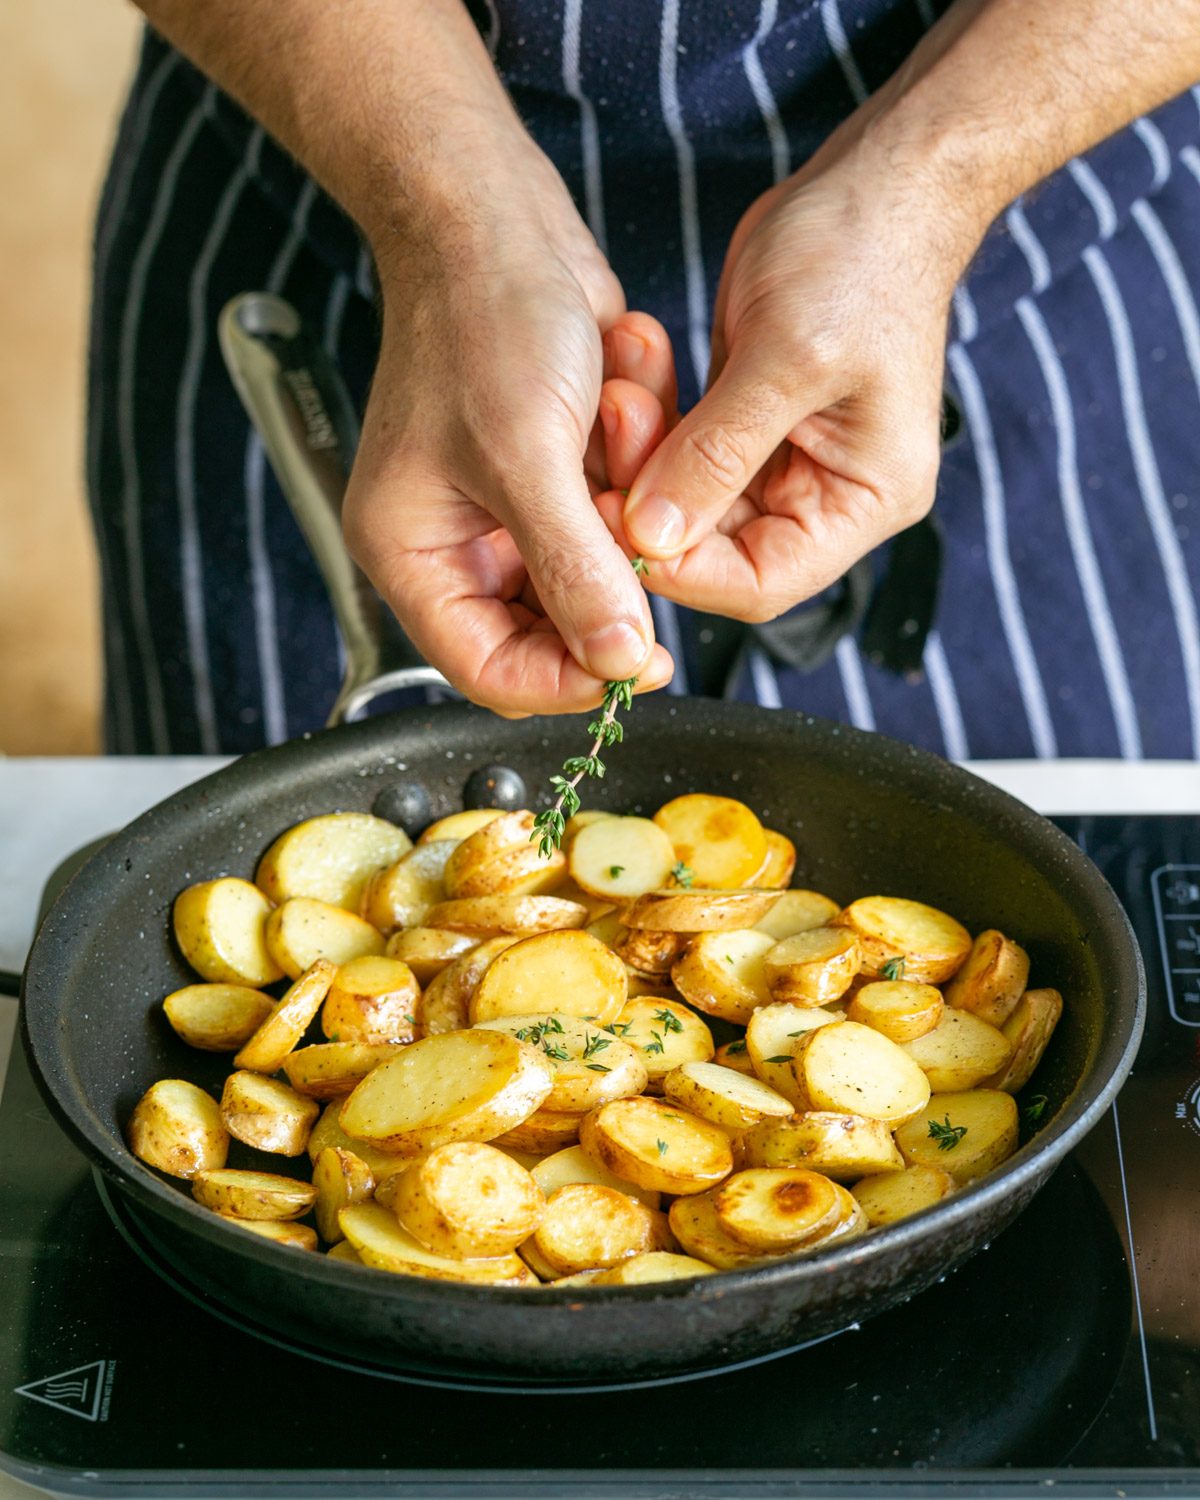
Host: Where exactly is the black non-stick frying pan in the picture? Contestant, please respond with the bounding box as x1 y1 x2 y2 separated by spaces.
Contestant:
19 697 1144 1384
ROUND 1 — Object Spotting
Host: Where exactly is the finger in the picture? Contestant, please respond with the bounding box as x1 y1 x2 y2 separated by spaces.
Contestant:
603 311 678 424
623 347 801 559
598 378 668 491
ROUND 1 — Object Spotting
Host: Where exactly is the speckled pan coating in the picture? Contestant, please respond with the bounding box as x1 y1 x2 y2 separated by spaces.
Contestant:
20 700 1144 1384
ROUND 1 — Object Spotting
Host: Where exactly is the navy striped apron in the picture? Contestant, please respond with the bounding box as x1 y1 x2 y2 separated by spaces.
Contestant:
87 3 1200 759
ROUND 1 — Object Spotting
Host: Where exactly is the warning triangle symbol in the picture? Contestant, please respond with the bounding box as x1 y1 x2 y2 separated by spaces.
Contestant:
14 1360 107 1422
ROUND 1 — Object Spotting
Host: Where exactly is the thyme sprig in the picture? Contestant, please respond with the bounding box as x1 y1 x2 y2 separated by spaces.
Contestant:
531 675 638 857
881 956 907 982
928 1115 968 1151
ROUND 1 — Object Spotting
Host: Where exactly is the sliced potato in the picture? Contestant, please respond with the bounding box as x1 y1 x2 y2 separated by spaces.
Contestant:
327 1239 362 1263
745 829 797 890
901 1008 1013 1092
265 898 384 981
192 1168 316 1221
764 927 862 1007
791 1021 931 1125
943 929 1031 1028
745 1001 844 1105
613 925 687 978
282 1041 403 1099
419 936 521 1035
444 811 566 898
358 841 456 934
339 1203 535 1283
470 929 627 1026
845 980 944 1043
712 1167 843 1251
529 1144 661 1210
162 983 275 1052
754 888 842 943
340 1030 553 1154
549 877 616 923
256 812 412 912
671 929 776 1024
668 1193 793 1272
385 926 479 983
982 987 1063 1093
493 1107 586 1154
306 1100 411 1180
621 889 781 932
611 997 714 1088
579 1096 733 1196
321 955 420 1045
663 1061 793 1133
561 809 616 855
526 1183 660 1275
894 1090 1020 1184
220 1070 320 1156
713 1038 756 1076
568 816 677 901
593 1252 716 1284
475 1014 648 1114
173 877 283 986
832 896 971 985
313 1146 376 1243
418 809 505 845
739 1110 904 1180
390 1142 545 1258
218 1216 319 1251
852 1164 955 1227
127 1079 228 1179
234 959 337 1073
653 794 768 888
425 895 588 935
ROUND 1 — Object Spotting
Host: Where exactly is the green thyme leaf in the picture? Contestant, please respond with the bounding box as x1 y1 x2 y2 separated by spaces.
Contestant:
582 1033 612 1060
643 1031 666 1056
609 864 625 878
653 1008 683 1034
881 956 907 982
726 1039 747 1054
928 1115 968 1151
585 1063 611 1073
656 1138 669 1157
1022 1094 1049 1125
671 861 695 889
765 1054 794 1064
631 555 649 576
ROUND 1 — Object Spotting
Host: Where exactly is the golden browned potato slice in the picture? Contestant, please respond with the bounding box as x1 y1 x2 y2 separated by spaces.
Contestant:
833 897 972 984
579 1096 733 1196
306 1100 411 1179
549 878 616 923
340 1030 554 1154
613 925 688 978
321 955 420 1045
425 895 588 935
419 936 521 1035
221 1071 321 1156
234 959 337 1073
526 1183 661 1275
739 1110 904 1179
901 1008 1013 1091
561 809 616 852
162 983 275 1051
529 1143 661 1210
326 1239 362 1263
391 1142 545 1258
192 1168 316 1221
255 812 412 911
265 898 384 981
282 1041 403 1099
745 830 797 890
418 809 505 845
895 1091 1019 1184
470 929 627 1026
568 816 678 902
667 1193 791 1271
809 1184 869 1249
127 1079 228 1178
313 1145 376 1242
764 927 862 1007
846 980 944 1043
385 926 479 983
943 929 1030 1028
475 1014 648 1114
218 1216 319 1250
713 1038 757 1076
493 1107 586 1154
585 909 624 948
671 930 776 1024
359 841 457 934
339 1203 536 1283
624 977 679 1000
792 1021 932 1125
593 1252 717 1284
610 998 714 1088
653 794 768 888
621 889 781 932
982 987 1063 1092
754 888 842 943
852 1163 955 1227
712 1168 843 1251
662 1061 793 1133
745 1001 844 1104
444 811 566 898
173 877 283 986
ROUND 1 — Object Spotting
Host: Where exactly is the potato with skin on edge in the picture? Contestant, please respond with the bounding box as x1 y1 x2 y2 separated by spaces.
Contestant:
712 1168 844 1251
218 1216 319 1250
420 936 521 1035
313 1146 376 1243
390 1142 545 1258
191 1168 316 1221
525 1182 662 1276
745 1001 844 1105
359 840 456 934
255 811 412 912
663 1060 793 1133
846 980 944 1043
418 809 504 845
221 1071 320 1156
282 1041 405 1100
611 997 714 1089
579 1096 734 1196
791 1021 931 1125
265 898 384 981
621 888 782 933
739 1110 904 1180
944 929 1030 1029
327 1239 362 1263
754 888 842 943
671 929 776 1024
493 1107 585 1154
901 1007 1013 1092
745 829 797 890
444 810 566 898
127 1078 228 1179
593 1252 717 1284
475 1013 648 1114
339 1203 536 1283
321 955 419 1045
852 1163 955 1227
982 987 1063 1093
764 927 862 1007
162 983 275 1052
425 895 588 935
832 896 971 985
530 1143 661 1210
713 1038 757 1076
613 925 687 978
470 929 627 1026
306 1099 413 1180
894 1090 1019 1184
234 959 337 1073
173 877 283 986
653 793 768 889
568 815 677 901
385 926 479 984
668 1192 800 1271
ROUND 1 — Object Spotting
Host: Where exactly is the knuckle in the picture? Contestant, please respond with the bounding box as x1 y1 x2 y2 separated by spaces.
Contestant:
684 421 751 490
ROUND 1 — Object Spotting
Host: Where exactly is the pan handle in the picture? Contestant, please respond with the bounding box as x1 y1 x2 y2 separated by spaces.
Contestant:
217 292 453 725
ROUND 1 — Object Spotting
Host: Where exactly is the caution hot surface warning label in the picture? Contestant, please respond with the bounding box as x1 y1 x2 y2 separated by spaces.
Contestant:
14 1359 114 1422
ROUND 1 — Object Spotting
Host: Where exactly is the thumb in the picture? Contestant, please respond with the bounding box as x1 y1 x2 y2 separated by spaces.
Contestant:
623 349 799 558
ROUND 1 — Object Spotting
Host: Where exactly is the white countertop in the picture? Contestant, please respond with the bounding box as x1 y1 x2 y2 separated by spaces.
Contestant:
0 752 1197 1497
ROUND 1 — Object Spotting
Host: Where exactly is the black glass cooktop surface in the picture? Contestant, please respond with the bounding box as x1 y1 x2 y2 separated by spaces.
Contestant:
0 815 1198 1497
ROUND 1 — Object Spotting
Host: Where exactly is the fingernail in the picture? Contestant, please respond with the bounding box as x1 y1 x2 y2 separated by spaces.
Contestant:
626 493 686 552
583 621 648 680
612 328 647 372
599 396 618 439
